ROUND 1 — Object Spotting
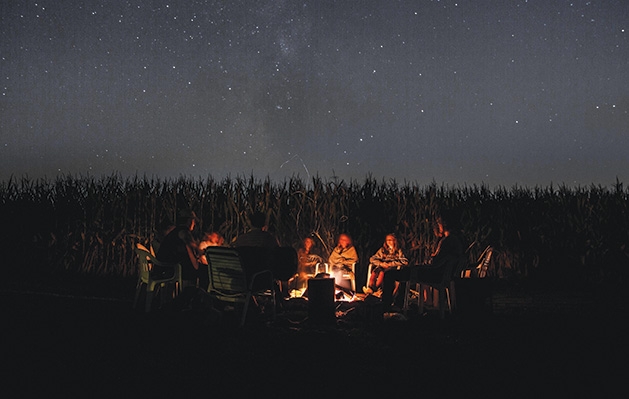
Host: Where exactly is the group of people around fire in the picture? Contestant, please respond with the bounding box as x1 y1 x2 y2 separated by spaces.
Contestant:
150 208 464 312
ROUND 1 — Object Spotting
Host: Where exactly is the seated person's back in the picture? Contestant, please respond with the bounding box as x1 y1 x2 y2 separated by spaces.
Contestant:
232 211 279 249
156 214 199 283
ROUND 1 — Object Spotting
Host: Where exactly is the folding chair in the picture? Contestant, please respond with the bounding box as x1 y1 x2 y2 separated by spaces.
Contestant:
134 244 183 312
205 246 276 327
403 257 464 319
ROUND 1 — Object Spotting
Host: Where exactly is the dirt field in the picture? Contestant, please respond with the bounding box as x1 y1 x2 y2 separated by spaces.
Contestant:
3 282 627 398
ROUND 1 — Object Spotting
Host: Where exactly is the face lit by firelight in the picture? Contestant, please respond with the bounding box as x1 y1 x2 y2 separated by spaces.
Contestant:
337 234 352 249
385 234 397 251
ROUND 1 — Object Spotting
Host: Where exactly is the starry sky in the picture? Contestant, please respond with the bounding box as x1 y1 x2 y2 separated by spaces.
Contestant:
1 0 628 188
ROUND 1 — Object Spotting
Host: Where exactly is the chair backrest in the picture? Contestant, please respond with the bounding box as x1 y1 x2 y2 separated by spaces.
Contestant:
269 246 298 281
205 246 249 298
233 246 298 282
135 244 153 279
234 246 272 275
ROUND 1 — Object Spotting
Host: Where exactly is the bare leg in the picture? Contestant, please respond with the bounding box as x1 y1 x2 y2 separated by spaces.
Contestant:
375 271 385 289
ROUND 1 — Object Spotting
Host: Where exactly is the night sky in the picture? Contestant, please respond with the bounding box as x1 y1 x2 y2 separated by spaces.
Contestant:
1 1 627 188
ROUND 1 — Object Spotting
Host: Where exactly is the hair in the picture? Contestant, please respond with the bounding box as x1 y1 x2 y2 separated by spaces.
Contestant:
249 211 267 229
382 233 399 254
437 210 460 232
303 237 315 246
203 231 224 245
177 209 198 227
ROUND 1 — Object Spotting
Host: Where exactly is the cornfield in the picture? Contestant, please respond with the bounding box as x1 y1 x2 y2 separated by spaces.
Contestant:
2 173 628 289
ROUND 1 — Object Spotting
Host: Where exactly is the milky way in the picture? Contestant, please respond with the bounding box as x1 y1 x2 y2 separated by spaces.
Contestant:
1 0 627 187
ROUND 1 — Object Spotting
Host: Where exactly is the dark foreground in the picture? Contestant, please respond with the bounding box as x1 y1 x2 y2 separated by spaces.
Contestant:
3 287 628 398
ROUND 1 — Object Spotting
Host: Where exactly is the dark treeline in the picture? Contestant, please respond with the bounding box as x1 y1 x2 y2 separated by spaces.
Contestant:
2 173 628 290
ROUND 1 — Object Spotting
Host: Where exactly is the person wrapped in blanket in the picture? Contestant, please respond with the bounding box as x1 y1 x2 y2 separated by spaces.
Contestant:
328 233 359 292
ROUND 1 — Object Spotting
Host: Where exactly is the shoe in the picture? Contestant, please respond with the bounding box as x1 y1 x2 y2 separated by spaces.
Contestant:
373 288 382 298
362 286 373 295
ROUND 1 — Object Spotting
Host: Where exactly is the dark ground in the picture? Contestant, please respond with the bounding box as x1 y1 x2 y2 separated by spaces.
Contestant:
3 275 628 397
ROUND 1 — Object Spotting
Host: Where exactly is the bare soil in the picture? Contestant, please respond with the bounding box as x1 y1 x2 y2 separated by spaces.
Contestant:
2 275 628 397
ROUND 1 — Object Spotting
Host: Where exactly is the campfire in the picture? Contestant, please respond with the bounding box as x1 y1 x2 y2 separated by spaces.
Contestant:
289 274 357 302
